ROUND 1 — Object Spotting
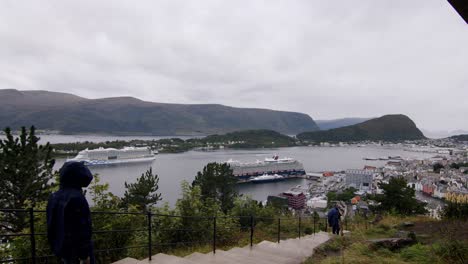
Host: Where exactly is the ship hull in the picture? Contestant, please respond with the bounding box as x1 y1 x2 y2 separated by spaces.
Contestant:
251 178 286 183
68 156 156 166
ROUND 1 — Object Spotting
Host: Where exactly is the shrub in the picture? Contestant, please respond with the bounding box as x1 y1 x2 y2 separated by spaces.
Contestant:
400 243 433 263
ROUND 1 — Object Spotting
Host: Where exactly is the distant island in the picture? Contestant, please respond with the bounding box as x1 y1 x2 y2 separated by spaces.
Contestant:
450 134 468 142
200 129 297 148
51 129 301 156
297 115 426 142
51 118 428 156
0 89 319 135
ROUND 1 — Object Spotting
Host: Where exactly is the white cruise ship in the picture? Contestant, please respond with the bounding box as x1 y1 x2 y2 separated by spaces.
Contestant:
226 155 305 181
67 147 156 166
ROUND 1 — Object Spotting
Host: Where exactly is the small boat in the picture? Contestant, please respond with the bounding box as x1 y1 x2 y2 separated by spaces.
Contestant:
250 174 285 183
363 157 378 161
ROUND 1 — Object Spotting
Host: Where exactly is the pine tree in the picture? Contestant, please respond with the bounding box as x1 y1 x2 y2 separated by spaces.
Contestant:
122 167 162 211
373 177 427 215
192 162 238 213
0 126 55 232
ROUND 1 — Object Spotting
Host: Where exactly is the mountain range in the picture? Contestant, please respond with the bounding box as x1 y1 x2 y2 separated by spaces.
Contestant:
0 89 319 135
297 115 426 142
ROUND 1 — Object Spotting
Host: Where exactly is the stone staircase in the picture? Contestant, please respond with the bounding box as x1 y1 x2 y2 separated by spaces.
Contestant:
113 231 330 264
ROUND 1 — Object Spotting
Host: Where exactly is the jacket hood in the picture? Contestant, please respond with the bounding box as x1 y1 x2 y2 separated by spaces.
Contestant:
59 161 93 189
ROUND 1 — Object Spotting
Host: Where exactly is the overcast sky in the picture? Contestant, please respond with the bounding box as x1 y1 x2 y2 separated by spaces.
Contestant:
0 0 467 131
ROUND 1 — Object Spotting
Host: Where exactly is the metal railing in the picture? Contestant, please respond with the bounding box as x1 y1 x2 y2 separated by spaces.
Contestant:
0 209 337 264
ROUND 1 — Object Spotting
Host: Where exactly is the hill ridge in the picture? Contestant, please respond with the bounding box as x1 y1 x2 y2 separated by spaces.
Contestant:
0 89 319 136
297 114 425 142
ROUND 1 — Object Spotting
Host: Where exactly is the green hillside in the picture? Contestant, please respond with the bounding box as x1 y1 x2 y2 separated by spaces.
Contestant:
200 129 297 148
450 134 468 142
297 115 426 142
0 89 319 135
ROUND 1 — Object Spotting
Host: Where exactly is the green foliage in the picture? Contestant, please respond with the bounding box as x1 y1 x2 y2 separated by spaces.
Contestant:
326 187 357 206
372 177 427 215
172 181 238 246
192 163 238 213
433 240 468 264
400 243 434 263
201 130 297 148
449 162 468 170
230 196 277 228
433 163 445 173
441 201 468 219
87 174 121 210
0 126 55 232
122 167 161 211
86 175 146 262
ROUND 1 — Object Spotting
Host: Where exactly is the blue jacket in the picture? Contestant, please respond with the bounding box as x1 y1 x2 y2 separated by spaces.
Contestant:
327 207 340 226
47 162 94 261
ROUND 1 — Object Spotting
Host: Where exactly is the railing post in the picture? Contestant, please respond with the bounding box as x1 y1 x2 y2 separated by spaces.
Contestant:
250 216 254 248
277 218 281 243
313 214 316 235
29 208 36 264
298 217 301 239
213 217 217 254
325 218 328 232
147 212 152 261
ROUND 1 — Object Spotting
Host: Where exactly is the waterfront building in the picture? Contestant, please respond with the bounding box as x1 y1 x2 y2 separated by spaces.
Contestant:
281 191 306 209
422 182 435 196
307 197 327 209
345 169 374 191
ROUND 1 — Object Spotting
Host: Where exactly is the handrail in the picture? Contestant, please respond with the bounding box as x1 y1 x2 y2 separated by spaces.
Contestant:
0 208 322 220
0 208 339 264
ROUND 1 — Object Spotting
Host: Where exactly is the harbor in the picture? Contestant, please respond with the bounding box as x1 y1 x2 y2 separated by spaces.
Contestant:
54 144 436 206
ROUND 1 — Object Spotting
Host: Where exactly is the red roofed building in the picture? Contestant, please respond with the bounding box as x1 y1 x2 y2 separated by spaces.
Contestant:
422 184 435 196
281 191 306 209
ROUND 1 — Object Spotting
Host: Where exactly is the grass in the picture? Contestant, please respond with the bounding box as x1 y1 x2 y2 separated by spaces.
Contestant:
303 215 468 264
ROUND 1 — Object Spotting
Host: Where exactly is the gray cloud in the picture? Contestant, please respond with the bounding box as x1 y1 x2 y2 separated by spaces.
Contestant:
0 0 467 131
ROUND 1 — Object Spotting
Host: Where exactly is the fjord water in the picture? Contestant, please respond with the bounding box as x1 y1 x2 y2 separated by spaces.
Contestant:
54 146 434 206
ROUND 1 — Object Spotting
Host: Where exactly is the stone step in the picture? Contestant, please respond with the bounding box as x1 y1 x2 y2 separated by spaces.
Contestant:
228 246 297 264
184 252 208 262
142 253 197 264
114 232 331 264
183 250 252 264
251 235 330 262
213 249 274 264
252 242 305 262
112 257 143 264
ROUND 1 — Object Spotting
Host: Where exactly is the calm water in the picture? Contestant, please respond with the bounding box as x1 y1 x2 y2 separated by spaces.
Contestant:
54 146 434 206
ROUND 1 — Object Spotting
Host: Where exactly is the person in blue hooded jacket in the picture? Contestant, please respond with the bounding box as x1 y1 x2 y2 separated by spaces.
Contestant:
47 161 94 264
327 204 341 235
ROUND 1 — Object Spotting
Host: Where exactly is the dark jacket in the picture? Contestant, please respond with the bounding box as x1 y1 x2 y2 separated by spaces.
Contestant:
47 162 94 261
327 207 341 227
